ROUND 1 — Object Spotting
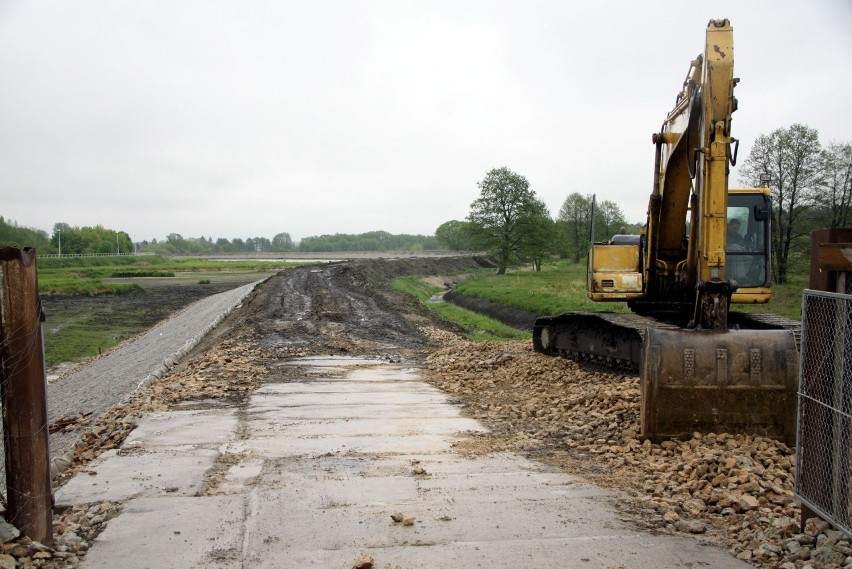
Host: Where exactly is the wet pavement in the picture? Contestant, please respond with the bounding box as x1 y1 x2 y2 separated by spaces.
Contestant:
57 356 749 568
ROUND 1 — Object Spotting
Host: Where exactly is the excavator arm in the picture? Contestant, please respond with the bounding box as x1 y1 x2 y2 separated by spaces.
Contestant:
693 19 738 328
646 19 738 329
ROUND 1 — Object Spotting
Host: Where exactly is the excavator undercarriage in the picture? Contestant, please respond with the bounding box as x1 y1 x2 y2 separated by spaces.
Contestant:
533 312 800 444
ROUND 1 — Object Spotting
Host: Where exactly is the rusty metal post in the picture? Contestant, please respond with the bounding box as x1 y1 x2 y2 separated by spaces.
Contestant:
0 247 52 545
810 228 852 293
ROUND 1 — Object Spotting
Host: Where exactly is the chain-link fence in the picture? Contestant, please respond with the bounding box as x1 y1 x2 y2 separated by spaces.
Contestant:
796 289 852 536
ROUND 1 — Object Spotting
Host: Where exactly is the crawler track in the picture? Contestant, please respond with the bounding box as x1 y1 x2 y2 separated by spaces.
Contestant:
533 310 801 371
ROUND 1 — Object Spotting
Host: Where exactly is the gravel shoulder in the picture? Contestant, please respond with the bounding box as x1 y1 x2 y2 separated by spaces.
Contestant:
42 280 263 474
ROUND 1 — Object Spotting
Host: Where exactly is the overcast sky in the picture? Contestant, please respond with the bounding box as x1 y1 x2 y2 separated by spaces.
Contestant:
1 1 850 243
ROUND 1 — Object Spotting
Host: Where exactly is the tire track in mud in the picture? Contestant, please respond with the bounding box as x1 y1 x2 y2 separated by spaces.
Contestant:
252 263 427 355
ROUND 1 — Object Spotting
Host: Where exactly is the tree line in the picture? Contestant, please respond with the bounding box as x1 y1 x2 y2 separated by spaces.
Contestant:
438 124 850 279
0 217 52 250
434 167 632 274
0 221 443 256
0 220 135 255
4 123 846 273
739 124 851 283
143 231 441 254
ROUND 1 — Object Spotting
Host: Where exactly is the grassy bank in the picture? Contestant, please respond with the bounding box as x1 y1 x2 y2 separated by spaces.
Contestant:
455 261 630 316
38 255 304 296
392 276 529 342
453 260 803 322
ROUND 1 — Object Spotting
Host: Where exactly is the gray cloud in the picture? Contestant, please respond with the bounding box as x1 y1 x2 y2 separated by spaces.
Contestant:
1 1 850 241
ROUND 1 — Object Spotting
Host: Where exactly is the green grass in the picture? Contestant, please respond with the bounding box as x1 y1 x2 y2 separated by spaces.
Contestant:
38 275 142 296
455 261 631 316
454 259 803 322
43 298 146 365
37 255 305 296
392 276 529 342
110 271 175 278
736 272 807 321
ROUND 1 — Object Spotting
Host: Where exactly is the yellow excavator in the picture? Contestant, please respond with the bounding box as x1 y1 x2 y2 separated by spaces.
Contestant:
533 19 799 444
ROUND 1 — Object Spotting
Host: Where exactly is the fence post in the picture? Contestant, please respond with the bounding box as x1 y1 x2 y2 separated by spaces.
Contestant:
0 247 53 545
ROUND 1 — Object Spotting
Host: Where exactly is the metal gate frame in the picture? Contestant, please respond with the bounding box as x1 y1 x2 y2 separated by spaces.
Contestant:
796 289 852 536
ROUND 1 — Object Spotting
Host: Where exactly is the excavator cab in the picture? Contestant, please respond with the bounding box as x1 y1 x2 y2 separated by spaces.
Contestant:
727 189 772 304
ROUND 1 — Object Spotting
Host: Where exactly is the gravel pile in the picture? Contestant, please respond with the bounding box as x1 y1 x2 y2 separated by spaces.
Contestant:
422 327 851 569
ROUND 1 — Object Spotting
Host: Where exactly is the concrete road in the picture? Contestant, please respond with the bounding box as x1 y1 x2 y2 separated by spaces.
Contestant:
56 355 749 569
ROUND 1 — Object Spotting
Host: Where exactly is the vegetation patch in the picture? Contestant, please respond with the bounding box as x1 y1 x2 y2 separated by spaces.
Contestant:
43 295 149 365
110 271 175 278
36 256 302 296
455 261 631 316
392 276 529 342
735 272 806 321
455 260 803 322
39 276 141 297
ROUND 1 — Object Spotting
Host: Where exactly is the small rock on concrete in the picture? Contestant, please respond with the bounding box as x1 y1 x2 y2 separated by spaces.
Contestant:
675 520 707 534
352 554 374 568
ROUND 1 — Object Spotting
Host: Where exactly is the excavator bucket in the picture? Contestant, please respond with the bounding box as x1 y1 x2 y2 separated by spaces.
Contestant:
641 327 799 445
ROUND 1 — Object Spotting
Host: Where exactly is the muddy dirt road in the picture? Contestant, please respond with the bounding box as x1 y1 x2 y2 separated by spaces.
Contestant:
15 257 845 568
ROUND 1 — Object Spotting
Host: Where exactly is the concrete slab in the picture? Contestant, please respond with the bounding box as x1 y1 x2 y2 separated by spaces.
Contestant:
241 491 746 569
248 390 451 407
246 416 486 438
245 537 744 569
55 447 219 506
244 495 544 551
73 356 749 569
224 432 458 458
253 381 440 394
260 452 562 479
282 356 381 368
123 409 237 448
243 402 464 419
346 367 420 382
80 496 245 569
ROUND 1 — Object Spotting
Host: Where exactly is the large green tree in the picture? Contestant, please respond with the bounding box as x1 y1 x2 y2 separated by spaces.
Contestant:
557 194 630 263
435 220 473 251
739 124 822 283
815 141 852 229
557 193 592 263
466 167 550 274
593 199 629 242
271 232 294 251
517 196 557 271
